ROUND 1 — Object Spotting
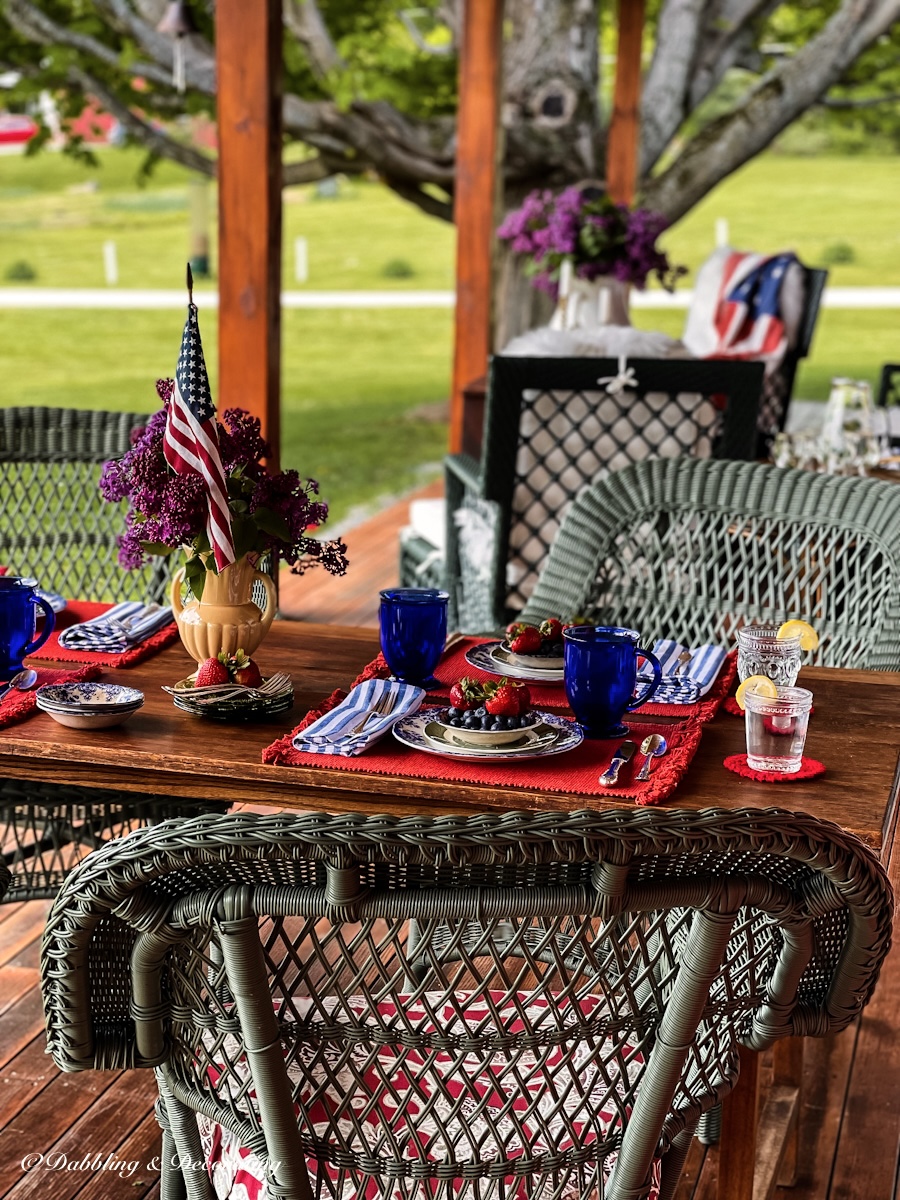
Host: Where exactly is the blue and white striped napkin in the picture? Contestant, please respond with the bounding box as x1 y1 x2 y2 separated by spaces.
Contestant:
637 639 728 705
294 678 425 757
57 601 173 654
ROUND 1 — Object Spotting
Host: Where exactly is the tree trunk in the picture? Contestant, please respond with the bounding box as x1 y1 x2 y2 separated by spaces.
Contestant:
493 0 601 346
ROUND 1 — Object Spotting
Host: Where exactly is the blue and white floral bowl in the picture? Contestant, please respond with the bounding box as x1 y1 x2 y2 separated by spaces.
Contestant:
36 682 144 729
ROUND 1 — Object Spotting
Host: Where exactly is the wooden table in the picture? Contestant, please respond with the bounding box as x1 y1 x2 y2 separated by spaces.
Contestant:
5 620 899 1200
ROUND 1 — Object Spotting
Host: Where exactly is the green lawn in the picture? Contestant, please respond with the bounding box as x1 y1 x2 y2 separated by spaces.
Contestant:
0 306 452 528
2 146 899 527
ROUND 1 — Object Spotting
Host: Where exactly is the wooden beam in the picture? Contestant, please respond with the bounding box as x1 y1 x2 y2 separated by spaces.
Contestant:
606 0 645 206
450 0 504 455
216 0 283 468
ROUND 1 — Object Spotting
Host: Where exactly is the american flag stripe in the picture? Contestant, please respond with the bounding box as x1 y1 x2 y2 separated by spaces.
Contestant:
163 303 236 571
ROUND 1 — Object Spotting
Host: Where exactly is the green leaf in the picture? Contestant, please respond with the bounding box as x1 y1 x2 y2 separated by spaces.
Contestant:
253 507 291 542
184 556 206 580
190 571 205 602
138 542 175 556
231 514 260 561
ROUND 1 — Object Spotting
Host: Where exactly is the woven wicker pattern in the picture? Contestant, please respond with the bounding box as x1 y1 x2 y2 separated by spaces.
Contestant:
0 407 169 603
520 457 900 670
0 407 222 902
445 358 764 632
41 808 892 1200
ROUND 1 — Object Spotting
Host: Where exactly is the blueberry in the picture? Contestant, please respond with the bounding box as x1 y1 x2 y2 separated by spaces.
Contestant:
474 705 487 718
491 719 502 731
447 706 460 719
450 717 462 727
463 712 475 727
481 715 491 729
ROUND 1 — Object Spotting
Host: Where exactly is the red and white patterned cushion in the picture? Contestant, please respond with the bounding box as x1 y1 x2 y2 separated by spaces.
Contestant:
196 991 659 1200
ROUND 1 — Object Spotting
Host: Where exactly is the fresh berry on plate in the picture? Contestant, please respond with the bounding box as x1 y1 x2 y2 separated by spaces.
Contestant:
507 623 542 654
449 676 484 711
486 680 530 717
540 618 564 643
230 650 264 688
195 654 231 687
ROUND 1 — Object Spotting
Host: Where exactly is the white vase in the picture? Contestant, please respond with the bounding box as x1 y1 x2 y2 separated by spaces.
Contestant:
550 275 631 330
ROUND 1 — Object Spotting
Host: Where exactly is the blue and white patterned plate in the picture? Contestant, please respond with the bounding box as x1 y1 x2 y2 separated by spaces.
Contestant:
464 640 565 684
36 682 144 710
392 709 581 763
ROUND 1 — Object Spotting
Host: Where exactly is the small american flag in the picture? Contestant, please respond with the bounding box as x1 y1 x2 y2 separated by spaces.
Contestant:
710 251 796 361
163 295 236 571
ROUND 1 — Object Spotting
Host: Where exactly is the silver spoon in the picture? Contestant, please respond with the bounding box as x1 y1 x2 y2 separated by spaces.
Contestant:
0 668 39 703
636 733 668 781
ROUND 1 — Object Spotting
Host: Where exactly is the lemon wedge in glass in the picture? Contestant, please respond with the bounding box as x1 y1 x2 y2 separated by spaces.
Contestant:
776 620 819 652
735 674 779 711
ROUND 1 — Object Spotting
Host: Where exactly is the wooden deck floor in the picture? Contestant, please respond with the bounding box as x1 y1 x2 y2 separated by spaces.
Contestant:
1 487 897 1198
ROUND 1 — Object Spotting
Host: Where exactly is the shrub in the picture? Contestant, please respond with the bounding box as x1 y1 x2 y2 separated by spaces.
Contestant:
4 260 37 281
821 241 856 265
382 258 416 279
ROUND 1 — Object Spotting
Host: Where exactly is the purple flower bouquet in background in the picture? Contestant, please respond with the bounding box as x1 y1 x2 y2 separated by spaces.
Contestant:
100 381 348 597
497 186 686 299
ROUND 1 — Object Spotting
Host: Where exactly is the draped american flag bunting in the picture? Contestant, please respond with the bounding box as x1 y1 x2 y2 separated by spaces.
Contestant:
163 301 236 571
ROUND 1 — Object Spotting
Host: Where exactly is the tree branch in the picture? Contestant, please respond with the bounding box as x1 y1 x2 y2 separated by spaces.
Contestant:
820 92 900 108
68 63 216 177
98 0 216 94
283 0 344 80
381 174 453 221
283 156 339 185
639 0 709 174
643 0 900 222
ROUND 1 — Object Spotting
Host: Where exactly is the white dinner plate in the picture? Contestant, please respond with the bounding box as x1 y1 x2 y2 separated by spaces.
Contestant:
392 709 581 762
463 640 565 684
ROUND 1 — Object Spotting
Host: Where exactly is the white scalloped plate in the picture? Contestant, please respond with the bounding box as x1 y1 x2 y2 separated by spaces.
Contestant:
392 709 581 762
464 640 565 684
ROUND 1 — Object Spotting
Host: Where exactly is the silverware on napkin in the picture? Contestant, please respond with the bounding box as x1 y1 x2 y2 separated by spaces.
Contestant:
598 740 636 787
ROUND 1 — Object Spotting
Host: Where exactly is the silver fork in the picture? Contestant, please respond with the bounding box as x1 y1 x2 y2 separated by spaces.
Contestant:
321 691 396 743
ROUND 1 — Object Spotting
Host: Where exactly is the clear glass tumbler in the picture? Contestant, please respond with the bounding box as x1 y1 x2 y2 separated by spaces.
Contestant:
736 624 802 687
744 686 813 773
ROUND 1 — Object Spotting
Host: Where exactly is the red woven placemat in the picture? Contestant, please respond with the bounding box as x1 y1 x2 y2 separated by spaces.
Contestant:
0 664 103 729
262 693 705 806
723 754 825 782
352 639 736 724
26 601 179 668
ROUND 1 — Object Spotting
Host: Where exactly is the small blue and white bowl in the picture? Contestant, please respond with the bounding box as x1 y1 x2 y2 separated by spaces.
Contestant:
36 682 144 729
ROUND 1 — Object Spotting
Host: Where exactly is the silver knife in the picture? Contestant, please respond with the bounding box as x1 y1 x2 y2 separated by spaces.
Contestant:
598 740 637 787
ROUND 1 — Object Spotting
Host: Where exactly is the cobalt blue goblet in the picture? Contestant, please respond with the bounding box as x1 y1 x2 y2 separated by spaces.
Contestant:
563 625 661 738
379 588 449 689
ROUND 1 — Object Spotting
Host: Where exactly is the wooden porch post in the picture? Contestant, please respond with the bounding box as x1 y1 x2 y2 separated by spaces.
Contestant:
606 0 645 206
449 0 504 455
216 0 283 468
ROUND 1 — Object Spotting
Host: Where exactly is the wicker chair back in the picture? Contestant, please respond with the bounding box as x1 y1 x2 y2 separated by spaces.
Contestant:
41 809 893 1200
0 407 168 603
520 457 900 670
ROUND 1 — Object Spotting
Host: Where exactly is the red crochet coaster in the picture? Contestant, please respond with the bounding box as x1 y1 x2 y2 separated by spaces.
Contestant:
723 754 825 782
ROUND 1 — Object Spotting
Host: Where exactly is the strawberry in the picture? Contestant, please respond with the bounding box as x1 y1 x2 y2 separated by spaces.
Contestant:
231 649 263 688
539 618 564 642
508 624 542 654
485 680 530 717
195 655 231 687
449 676 484 710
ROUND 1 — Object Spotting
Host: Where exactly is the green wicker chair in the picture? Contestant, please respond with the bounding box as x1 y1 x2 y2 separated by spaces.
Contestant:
520 456 900 669
41 808 892 1200
440 356 764 633
0 407 223 902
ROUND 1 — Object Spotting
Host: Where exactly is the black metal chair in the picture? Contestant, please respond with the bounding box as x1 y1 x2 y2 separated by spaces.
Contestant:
0 406 223 902
441 355 764 632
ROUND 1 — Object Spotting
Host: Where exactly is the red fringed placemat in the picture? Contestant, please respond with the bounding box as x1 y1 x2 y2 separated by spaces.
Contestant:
262 693 705 806
26 601 179 668
352 639 736 724
724 754 825 782
0 664 103 729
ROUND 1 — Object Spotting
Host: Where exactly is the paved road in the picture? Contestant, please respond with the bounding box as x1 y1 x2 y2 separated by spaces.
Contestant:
1 287 899 309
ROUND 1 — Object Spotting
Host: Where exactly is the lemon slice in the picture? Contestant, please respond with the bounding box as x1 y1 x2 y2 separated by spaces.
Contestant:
735 674 779 711
776 620 819 651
